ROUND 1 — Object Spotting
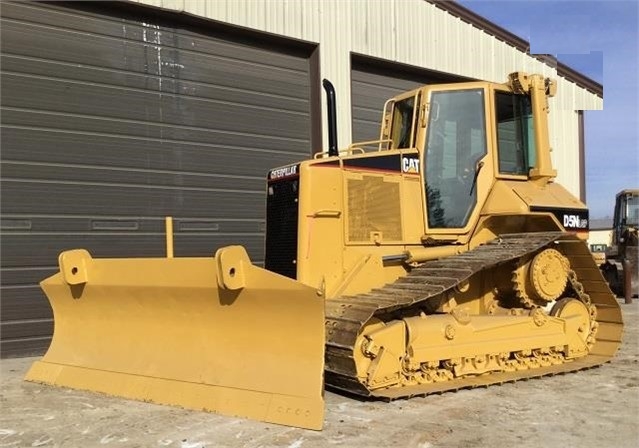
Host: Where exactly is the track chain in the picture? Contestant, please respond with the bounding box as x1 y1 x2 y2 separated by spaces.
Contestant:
324 232 622 398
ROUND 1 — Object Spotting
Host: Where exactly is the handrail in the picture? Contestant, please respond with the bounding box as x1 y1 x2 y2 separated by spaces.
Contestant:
313 138 400 159
313 147 366 159
348 138 393 152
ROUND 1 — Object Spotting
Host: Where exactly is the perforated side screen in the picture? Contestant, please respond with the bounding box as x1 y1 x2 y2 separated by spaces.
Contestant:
347 176 402 242
264 179 299 279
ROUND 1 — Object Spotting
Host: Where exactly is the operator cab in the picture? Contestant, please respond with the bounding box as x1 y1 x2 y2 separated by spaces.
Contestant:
380 75 546 236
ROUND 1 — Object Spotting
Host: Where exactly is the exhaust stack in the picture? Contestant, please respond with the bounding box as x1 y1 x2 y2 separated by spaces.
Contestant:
322 79 338 157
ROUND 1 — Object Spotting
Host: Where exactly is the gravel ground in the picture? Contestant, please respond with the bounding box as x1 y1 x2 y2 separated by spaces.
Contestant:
1 299 637 448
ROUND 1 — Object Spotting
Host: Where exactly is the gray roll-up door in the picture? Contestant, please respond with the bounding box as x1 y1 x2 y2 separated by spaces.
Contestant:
351 56 468 143
0 1 315 357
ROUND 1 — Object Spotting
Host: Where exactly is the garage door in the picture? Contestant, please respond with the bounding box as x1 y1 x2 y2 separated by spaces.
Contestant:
351 56 467 143
0 2 316 357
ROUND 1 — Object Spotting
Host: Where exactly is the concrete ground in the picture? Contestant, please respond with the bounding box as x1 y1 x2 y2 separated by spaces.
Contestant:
1 299 637 448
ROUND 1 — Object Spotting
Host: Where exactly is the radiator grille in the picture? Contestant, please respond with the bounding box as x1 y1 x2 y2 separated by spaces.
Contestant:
264 178 299 279
347 176 402 242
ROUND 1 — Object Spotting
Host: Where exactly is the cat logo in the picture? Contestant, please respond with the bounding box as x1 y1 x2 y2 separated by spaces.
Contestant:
402 157 420 174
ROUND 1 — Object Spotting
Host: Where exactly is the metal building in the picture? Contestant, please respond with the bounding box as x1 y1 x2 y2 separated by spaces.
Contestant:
0 0 603 357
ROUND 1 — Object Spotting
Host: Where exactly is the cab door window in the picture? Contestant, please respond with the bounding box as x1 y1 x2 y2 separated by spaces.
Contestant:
425 89 487 229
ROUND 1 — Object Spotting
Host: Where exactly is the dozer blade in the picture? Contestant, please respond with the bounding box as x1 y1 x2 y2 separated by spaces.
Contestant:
25 246 325 430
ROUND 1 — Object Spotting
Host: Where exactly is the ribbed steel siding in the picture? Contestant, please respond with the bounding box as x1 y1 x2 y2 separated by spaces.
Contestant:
0 2 312 357
549 78 603 199
133 0 602 198
351 60 467 143
351 69 423 144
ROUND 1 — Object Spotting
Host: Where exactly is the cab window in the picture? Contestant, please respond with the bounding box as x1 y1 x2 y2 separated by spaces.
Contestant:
496 92 535 175
390 95 416 149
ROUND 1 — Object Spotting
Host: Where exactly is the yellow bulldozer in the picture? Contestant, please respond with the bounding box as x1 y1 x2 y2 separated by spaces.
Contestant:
26 72 623 430
600 189 639 302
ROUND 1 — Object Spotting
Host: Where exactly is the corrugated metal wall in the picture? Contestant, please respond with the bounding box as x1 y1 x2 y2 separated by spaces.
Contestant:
130 0 603 199
0 1 315 356
550 78 594 195
350 57 467 143
0 0 604 358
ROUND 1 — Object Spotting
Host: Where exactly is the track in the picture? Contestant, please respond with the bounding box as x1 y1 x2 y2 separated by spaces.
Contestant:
325 232 624 399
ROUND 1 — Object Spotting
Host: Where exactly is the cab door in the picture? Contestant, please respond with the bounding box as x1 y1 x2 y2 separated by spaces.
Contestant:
419 84 493 239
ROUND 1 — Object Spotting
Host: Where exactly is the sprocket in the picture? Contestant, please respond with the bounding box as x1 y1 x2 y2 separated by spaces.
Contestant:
512 248 570 308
